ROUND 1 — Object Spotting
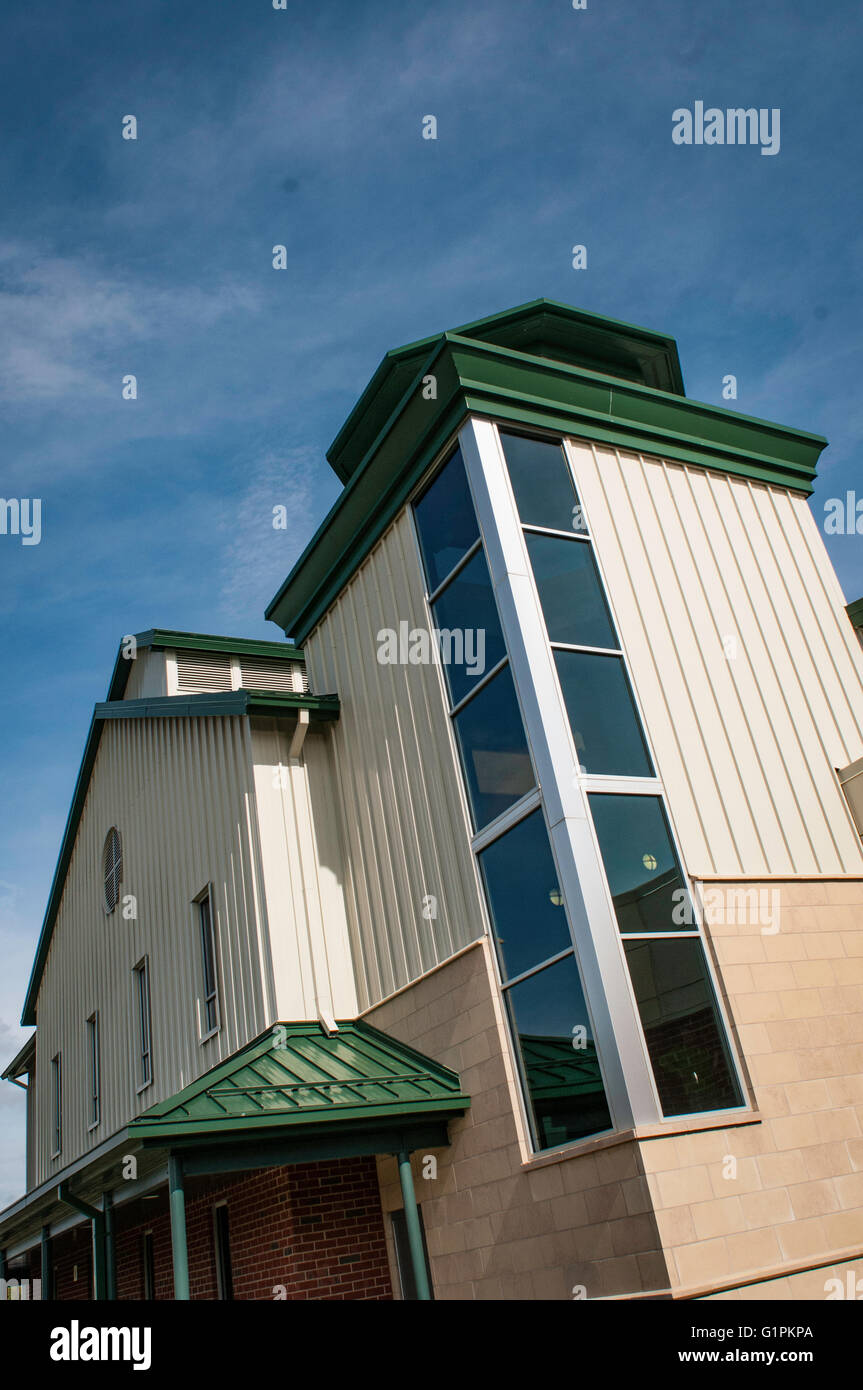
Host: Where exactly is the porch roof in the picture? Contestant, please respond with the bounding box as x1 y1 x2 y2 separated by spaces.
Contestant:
128 1020 470 1147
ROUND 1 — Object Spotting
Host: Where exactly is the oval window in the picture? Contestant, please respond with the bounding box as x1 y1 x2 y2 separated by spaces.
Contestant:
102 828 122 914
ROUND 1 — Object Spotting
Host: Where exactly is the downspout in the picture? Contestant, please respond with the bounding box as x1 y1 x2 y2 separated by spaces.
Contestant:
56 1184 106 1300
41 1224 51 1300
168 1155 190 1301
396 1150 431 1301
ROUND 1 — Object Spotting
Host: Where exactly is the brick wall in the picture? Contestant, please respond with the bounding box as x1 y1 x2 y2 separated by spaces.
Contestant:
51 1225 93 1300
114 1156 393 1301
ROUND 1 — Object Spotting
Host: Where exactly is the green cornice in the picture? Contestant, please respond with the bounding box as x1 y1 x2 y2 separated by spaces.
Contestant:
266 335 828 645
107 628 304 701
847 598 863 631
326 298 686 482
21 690 338 1028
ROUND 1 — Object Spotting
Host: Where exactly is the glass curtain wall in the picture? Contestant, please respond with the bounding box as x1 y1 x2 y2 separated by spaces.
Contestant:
497 430 743 1119
414 447 614 1150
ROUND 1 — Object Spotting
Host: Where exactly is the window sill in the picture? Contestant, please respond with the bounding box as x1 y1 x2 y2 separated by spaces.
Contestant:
87 1120 101 1133
199 1025 220 1045
136 1079 153 1096
519 1107 761 1173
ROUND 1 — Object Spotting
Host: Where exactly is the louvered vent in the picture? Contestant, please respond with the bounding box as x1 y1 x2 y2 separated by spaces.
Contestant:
240 658 308 693
176 651 233 693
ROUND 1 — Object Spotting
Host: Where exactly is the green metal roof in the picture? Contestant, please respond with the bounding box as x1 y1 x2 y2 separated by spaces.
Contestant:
21 688 337 1028
847 598 863 631
107 629 305 702
128 1020 470 1145
266 300 828 643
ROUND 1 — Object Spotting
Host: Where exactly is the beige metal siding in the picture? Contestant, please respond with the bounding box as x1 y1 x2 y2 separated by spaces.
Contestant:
31 715 275 1186
122 650 166 700
303 510 486 1011
250 721 358 1021
568 440 863 877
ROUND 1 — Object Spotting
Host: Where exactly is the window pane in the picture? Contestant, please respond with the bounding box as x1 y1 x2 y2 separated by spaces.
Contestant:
430 548 507 707
588 794 688 933
452 666 533 829
505 956 612 1149
414 448 479 592
624 938 743 1115
499 431 587 533
478 810 571 981
526 532 616 649
557 652 653 777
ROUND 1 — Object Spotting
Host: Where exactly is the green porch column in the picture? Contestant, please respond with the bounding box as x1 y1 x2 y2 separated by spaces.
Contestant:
103 1191 117 1301
57 1183 106 1300
41 1225 51 1300
397 1150 430 1302
168 1155 190 1301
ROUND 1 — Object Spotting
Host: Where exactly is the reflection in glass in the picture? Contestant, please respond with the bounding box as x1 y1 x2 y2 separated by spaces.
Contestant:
624 938 743 1115
499 431 587 533
556 652 653 777
505 956 612 1148
588 793 689 933
526 532 616 649
478 810 571 981
452 667 533 829
414 448 479 592
431 549 507 708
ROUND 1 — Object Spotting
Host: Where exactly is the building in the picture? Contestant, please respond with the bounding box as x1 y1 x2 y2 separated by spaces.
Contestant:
2 299 863 1302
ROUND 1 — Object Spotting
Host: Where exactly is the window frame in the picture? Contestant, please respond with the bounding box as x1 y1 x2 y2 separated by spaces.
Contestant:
195 885 221 1042
132 956 153 1093
50 1053 62 1158
86 1012 101 1131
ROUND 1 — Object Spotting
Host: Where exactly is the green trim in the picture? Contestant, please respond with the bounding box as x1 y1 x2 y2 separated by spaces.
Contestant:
171 1121 452 1173
327 297 686 481
266 334 827 643
847 598 863 631
21 694 337 1027
128 1019 470 1144
107 629 305 701
95 691 339 722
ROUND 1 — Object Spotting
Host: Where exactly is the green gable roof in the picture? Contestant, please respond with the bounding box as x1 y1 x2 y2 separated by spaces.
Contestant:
266 299 828 643
128 1020 470 1145
848 598 863 632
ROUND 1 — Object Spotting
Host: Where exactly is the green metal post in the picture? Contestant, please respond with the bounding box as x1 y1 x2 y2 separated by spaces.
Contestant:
57 1182 106 1300
168 1155 190 1301
397 1150 430 1301
0 1247 6 1281
104 1190 117 1301
41 1225 51 1300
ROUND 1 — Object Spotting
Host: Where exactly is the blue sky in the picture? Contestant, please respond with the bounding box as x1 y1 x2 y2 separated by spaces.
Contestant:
1 0 862 1204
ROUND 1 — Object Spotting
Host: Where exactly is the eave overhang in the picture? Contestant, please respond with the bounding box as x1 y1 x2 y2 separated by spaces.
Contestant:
847 598 863 632
266 334 828 644
21 691 338 1027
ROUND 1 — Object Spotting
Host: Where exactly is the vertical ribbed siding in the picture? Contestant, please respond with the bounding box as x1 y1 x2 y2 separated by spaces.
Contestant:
303 509 486 1011
568 440 863 877
31 715 273 1188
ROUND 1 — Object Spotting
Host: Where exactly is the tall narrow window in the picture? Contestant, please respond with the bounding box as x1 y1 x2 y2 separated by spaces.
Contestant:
50 1054 62 1156
87 1013 100 1128
133 958 153 1089
498 428 744 1122
413 445 613 1152
414 447 535 834
142 1232 155 1301
213 1204 233 1300
197 889 220 1036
